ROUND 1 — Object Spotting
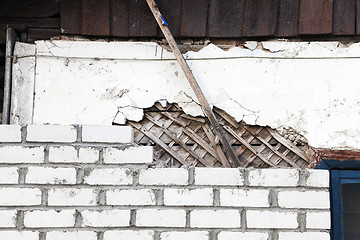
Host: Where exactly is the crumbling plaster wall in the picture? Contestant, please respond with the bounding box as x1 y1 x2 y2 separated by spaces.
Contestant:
11 40 360 150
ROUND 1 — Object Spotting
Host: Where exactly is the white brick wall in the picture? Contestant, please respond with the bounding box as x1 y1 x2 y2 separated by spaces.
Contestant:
47 231 98 240
48 188 97 206
136 209 186 227
139 168 188 185
190 210 241 228
278 190 330 209
84 168 133 185
104 230 154 240
0 146 44 163
0 125 332 239
0 125 21 142
81 209 130 227
24 210 75 227
82 125 133 143
26 125 77 142
0 210 17 227
0 167 18 184
106 189 156 206
194 168 244 186
103 146 153 164
164 188 213 206
26 167 76 184
248 169 299 187
247 210 298 229
160 231 209 240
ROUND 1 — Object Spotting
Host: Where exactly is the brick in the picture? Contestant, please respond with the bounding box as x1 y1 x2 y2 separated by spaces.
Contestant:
136 209 186 227
0 125 21 142
0 188 41 206
0 146 44 163
0 210 17 227
278 190 330 209
47 231 98 240
48 188 97 206
278 232 330 240
218 232 269 240
306 211 331 229
84 168 132 185
0 231 38 240
82 125 133 143
305 169 329 188
160 231 209 240
0 167 18 184
26 167 76 184
103 146 153 164
81 209 130 227
247 210 298 229
248 169 299 187
139 168 188 186
26 125 77 142
106 189 156 206
49 146 99 163
190 210 241 228
24 210 75 227
164 188 213 206
194 168 244 186
104 230 154 240
220 189 270 207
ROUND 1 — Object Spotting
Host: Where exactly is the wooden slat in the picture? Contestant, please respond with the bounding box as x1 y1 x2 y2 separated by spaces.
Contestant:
181 0 209 37
156 0 182 37
357 0 360 34
27 28 61 40
129 0 157 37
207 0 245 38
61 0 82 34
276 0 299 37
81 0 110 36
243 0 279 37
299 0 333 34
0 18 60 29
110 0 129 37
333 0 356 35
1 0 60 18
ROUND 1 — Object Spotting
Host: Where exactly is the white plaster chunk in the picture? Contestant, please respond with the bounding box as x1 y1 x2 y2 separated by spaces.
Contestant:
18 39 360 149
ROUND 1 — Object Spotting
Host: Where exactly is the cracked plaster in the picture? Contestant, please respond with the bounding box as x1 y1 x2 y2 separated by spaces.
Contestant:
15 39 360 150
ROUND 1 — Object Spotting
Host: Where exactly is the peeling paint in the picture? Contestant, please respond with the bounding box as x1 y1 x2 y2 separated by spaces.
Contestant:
11 40 360 150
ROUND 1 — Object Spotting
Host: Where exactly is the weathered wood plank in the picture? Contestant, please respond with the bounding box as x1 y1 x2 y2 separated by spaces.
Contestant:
333 0 356 35
0 18 60 30
276 0 299 37
356 0 360 34
244 0 279 37
27 28 61 40
129 0 157 37
299 0 333 34
110 0 129 37
156 0 182 37
81 0 110 36
181 0 209 37
1 0 59 18
61 0 82 34
208 0 245 38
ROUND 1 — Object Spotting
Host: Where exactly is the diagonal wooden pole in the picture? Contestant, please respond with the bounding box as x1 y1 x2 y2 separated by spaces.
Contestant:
145 0 243 167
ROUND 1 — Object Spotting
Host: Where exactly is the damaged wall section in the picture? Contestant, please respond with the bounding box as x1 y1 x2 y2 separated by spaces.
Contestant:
10 39 360 150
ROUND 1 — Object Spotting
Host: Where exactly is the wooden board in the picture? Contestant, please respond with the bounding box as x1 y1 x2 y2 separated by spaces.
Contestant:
208 0 246 38
276 0 299 37
181 0 209 37
156 0 182 37
0 0 59 18
357 0 360 34
333 0 356 35
243 0 279 37
61 0 82 34
129 0 157 37
299 0 333 35
110 0 130 37
81 0 110 36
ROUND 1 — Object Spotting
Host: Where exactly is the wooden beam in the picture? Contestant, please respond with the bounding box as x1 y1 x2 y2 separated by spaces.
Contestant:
145 0 242 168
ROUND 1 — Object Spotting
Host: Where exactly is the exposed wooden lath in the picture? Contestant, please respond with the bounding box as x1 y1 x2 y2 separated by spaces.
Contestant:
127 103 311 168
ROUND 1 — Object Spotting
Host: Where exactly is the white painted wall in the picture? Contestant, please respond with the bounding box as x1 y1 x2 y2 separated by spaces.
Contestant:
12 40 360 149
